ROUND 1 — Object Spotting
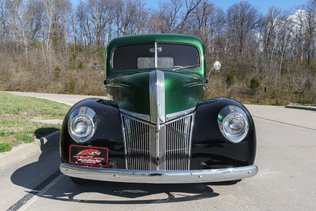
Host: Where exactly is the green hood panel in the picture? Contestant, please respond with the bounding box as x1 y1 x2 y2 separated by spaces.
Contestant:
164 71 204 114
107 72 150 115
107 70 205 117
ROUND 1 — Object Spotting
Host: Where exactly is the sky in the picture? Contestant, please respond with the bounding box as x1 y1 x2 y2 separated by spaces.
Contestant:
147 0 309 13
71 0 310 13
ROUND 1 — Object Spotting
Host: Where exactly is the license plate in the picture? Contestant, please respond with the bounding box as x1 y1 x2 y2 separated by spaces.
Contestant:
69 145 109 167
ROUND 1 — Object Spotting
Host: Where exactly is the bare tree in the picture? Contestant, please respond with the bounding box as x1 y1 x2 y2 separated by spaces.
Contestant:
187 0 225 55
41 0 70 71
302 2 316 67
149 0 202 33
176 0 202 33
227 1 259 55
7 0 30 60
76 1 90 46
27 0 45 40
87 0 112 47
0 0 9 40
114 0 148 36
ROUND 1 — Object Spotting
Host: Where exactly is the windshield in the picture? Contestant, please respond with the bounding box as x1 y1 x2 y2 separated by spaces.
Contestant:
113 43 200 71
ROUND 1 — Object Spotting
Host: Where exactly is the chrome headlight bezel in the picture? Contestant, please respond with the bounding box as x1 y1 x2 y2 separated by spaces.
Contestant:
218 105 249 143
68 106 97 143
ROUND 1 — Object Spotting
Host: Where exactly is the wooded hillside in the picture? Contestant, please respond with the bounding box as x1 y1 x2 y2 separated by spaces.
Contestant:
0 0 315 105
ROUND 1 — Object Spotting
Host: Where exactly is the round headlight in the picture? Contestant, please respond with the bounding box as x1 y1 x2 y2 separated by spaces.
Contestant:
218 106 249 143
71 116 93 137
223 113 246 135
68 106 96 143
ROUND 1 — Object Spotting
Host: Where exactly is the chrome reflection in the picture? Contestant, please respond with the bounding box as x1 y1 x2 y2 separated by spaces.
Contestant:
121 113 194 171
149 70 165 125
60 163 259 184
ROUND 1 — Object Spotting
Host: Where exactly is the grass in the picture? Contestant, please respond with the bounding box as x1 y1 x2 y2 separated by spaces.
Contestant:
0 91 70 152
288 103 316 107
302 104 316 107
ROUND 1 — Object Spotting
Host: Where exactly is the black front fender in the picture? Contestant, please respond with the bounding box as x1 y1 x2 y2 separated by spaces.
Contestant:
190 98 256 169
59 98 125 168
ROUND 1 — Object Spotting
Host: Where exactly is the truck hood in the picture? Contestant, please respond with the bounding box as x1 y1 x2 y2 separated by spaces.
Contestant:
107 69 205 123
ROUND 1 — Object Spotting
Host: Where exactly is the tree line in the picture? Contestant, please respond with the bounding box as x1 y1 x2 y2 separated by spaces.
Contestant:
0 0 315 105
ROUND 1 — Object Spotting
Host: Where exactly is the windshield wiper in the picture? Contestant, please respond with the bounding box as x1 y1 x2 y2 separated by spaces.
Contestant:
171 64 200 71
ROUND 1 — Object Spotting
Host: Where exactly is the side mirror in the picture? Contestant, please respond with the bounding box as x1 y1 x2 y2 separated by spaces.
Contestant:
213 61 221 71
207 61 221 78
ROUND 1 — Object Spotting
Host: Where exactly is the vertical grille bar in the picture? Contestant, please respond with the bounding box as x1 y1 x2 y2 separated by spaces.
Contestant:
121 113 194 170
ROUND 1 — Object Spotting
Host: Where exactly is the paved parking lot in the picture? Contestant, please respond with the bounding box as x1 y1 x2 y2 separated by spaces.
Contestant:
1 92 315 210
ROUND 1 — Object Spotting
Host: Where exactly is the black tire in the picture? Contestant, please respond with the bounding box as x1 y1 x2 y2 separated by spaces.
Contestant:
70 177 89 184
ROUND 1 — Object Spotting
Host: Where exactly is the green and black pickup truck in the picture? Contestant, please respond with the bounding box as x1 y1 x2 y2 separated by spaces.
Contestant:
59 34 258 184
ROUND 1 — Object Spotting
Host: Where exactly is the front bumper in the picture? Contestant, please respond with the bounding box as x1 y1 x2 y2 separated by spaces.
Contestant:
60 163 258 184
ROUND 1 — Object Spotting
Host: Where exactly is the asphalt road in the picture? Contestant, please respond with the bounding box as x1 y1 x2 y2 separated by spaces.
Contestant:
1 92 316 210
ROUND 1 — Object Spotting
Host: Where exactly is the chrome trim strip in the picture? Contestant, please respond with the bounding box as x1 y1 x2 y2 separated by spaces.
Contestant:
149 70 165 125
119 107 195 124
166 107 196 122
156 71 165 124
149 70 157 124
121 113 152 126
155 124 160 170
120 114 128 169
120 109 150 122
188 113 195 169
60 163 258 184
154 42 158 68
149 69 165 170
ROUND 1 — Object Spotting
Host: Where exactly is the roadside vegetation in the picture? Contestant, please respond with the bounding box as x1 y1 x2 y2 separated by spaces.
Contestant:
0 0 315 105
0 92 70 152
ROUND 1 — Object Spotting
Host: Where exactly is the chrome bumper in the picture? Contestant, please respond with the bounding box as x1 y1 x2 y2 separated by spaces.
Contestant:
60 163 258 184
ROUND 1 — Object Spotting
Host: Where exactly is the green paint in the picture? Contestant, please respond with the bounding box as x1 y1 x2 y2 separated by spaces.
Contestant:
107 71 150 114
164 70 204 114
106 34 207 116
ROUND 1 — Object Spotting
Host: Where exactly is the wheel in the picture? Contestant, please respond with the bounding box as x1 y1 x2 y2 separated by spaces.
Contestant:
70 177 89 184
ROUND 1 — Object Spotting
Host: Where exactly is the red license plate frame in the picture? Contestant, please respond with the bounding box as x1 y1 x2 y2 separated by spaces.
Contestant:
69 144 109 167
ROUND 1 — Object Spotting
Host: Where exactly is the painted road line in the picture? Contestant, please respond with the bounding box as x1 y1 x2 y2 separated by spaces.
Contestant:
253 116 316 131
7 171 63 211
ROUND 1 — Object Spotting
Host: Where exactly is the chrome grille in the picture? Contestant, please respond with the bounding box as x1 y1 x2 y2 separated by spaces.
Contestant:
121 113 194 170
165 115 194 170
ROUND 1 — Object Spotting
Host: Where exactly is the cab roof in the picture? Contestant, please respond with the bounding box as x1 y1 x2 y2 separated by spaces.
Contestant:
107 34 204 51
106 34 205 78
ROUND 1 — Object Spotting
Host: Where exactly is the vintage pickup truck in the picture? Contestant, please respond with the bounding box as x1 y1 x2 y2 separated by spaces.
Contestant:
60 34 258 184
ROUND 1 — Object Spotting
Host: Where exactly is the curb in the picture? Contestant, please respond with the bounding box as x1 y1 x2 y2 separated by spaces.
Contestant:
285 105 316 111
0 131 60 169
